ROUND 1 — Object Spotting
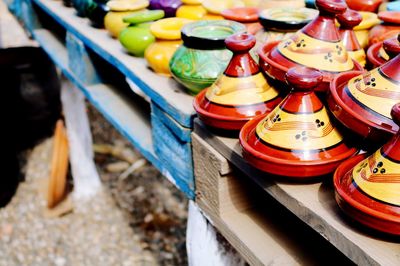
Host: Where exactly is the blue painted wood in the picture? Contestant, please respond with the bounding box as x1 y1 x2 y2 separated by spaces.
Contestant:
30 0 195 128
33 28 195 199
151 113 195 198
66 32 102 85
151 102 192 143
20 0 41 33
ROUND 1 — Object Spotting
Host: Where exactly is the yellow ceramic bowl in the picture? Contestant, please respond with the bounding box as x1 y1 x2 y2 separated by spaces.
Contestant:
202 0 244 15
355 12 380 48
176 5 207 20
150 17 192 40
182 0 203 4
107 0 149 12
203 14 224 20
104 11 137 38
258 0 304 9
145 40 182 76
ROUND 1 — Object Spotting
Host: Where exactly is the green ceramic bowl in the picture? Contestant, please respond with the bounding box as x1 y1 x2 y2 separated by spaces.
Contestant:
169 20 246 95
119 23 155 57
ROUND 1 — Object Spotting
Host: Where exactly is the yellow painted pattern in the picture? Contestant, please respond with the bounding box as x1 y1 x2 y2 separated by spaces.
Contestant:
346 68 400 118
278 32 354 72
255 106 343 151
205 72 279 105
348 49 366 67
378 46 389 61
353 149 400 206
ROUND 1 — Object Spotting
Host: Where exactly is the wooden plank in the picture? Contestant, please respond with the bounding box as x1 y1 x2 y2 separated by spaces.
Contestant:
151 113 194 198
33 29 159 167
0 0 37 48
192 133 353 266
30 0 195 128
194 119 400 266
151 102 191 143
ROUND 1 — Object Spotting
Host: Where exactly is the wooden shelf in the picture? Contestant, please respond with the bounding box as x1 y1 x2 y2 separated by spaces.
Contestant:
30 0 195 128
194 119 400 266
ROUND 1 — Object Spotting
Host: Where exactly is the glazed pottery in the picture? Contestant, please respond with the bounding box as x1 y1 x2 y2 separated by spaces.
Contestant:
221 7 262 35
193 33 282 130
369 11 400 46
72 0 92 17
169 20 246 95
149 0 182 17
337 9 366 67
258 0 363 93
86 0 110 28
145 17 192 76
176 0 207 20
367 36 400 68
104 0 149 38
334 103 400 235
259 0 305 9
256 7 318 45
328 34 400 143
353 11 380 49
345 0 383 12
239 66 357 178
119 10 165 56
202 0 244 15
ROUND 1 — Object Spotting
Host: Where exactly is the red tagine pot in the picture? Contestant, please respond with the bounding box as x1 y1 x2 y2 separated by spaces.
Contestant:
328 34 400 143
334 103 400 235
258 0 363 93
337 9 366 67
193 33 282 130
367 36 400 68
240 66 357 179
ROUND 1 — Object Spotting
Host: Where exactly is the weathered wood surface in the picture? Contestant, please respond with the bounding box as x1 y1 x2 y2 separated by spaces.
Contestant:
192 133 355 266
0 0 37 48
194 119 400 266
29 0 195 128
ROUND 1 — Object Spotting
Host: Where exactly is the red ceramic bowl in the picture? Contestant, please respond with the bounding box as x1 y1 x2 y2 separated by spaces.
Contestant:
346 0 383 13
239 115 358 178
327 71 395 142
378 11 400 24
334 154 400 235
221 7 259 23
258 41 364 92
367 42 386 69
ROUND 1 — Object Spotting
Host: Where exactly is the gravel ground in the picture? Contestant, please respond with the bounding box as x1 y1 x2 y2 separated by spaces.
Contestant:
87 104 189 265
0 138 157 266
0 102 188 266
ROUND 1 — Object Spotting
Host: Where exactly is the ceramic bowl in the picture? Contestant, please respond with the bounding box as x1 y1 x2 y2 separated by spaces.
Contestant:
369 11 400 46
149 0 182 17
169 20 246 95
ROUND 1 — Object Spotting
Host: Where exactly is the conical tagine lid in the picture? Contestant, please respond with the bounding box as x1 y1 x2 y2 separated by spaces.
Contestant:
328 34 400 143
337 9 366 67
334 103 400 235
367 36 400 68
258 0 363 92
194 33 282 130
240 66 357 178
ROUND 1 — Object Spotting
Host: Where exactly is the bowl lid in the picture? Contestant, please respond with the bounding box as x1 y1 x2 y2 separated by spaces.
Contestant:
378 11 400 25
331 35 400 135
194 33 282 129
123 9 165 24
334 104 400 226
150 17 193 39
353 11 380 30
181 20 246 49
258 7 318 32
263 0 355 74
107 0 149 11
221 7 259 23
202 0 244 15
242 66 356 166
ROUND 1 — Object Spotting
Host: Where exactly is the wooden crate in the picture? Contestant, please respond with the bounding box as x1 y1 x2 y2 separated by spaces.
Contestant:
6 0 195 198
194 119 400 266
